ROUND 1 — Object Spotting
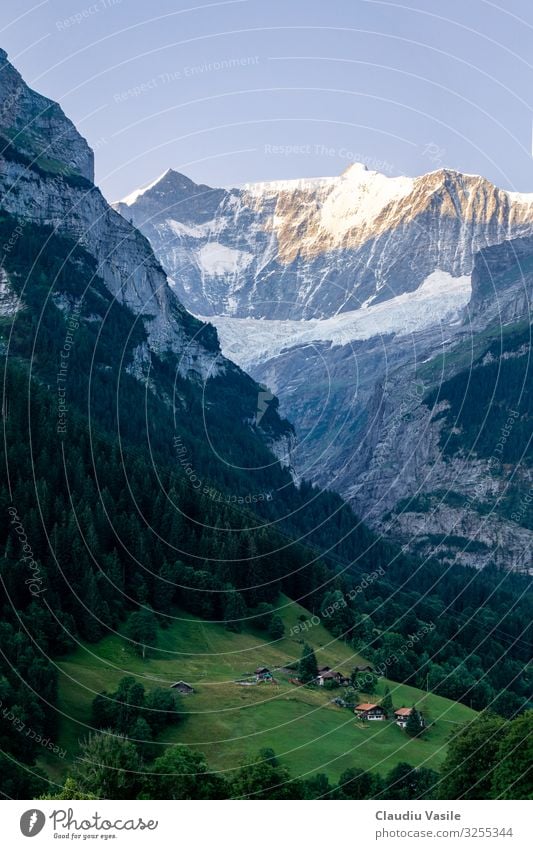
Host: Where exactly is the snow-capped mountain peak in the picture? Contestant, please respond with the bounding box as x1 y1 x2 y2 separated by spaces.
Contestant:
114 160 533 320
116 167 208 206
118 168 174 206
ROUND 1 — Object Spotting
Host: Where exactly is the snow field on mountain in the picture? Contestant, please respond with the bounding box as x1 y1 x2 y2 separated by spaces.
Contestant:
199 270 472 369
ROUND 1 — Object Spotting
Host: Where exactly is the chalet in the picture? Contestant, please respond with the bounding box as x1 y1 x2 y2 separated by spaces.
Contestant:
316 668 350 686
316 669 337 685
354 664 374 673
170 681 194 695
316 666 331 683
394 707 424 728
255 667 272 681
354 702 387 721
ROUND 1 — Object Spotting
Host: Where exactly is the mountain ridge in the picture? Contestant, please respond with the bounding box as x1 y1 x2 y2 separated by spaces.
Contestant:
113 161 533 321
116 159 533 571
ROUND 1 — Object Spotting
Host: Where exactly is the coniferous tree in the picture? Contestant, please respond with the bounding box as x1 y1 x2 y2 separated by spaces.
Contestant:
382 686 394 715
298 643 319 684
268 614 285 639
405 706 424 737
125 608 157 659
223 590 247 632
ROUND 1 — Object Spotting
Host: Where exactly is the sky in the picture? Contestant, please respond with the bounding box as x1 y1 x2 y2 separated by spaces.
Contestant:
1 0 533 202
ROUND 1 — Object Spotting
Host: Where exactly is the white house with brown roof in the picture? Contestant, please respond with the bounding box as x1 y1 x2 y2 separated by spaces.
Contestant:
394 707 425 728
354 702 387 720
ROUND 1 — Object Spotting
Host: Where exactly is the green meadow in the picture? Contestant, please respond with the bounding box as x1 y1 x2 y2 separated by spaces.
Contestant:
46 595 476 784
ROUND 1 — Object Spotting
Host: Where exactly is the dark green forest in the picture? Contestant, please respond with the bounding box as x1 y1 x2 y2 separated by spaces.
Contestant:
426 322 532 467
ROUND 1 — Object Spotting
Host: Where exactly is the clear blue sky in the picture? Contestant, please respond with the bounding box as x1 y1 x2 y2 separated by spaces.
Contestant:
2 0 533 201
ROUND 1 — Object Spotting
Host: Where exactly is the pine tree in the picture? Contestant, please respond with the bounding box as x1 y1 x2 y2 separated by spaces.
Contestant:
298 643 319 683
382 686 394 716
125 608 157 659
268 614 285 639
253 602 273 631
223 590 247 632
405 706 424 737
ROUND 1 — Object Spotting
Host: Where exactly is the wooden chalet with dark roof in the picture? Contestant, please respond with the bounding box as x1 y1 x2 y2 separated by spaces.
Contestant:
354 702 387 720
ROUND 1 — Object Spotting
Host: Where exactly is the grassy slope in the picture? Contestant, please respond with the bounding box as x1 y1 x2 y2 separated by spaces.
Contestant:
47 595 475 784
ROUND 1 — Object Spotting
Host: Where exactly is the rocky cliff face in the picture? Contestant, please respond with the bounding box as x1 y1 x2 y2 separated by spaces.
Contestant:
341 325 532 572
0 48 93 182
0 49 296 468
469 234 533 323
114 163 533 320
116 161 533 571
0 50 221 376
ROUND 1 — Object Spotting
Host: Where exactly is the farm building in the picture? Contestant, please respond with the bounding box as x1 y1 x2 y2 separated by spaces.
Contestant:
316 668 350 686
255 667 272 681
394 707 425 728
354 703 387 721
170 681 194 695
